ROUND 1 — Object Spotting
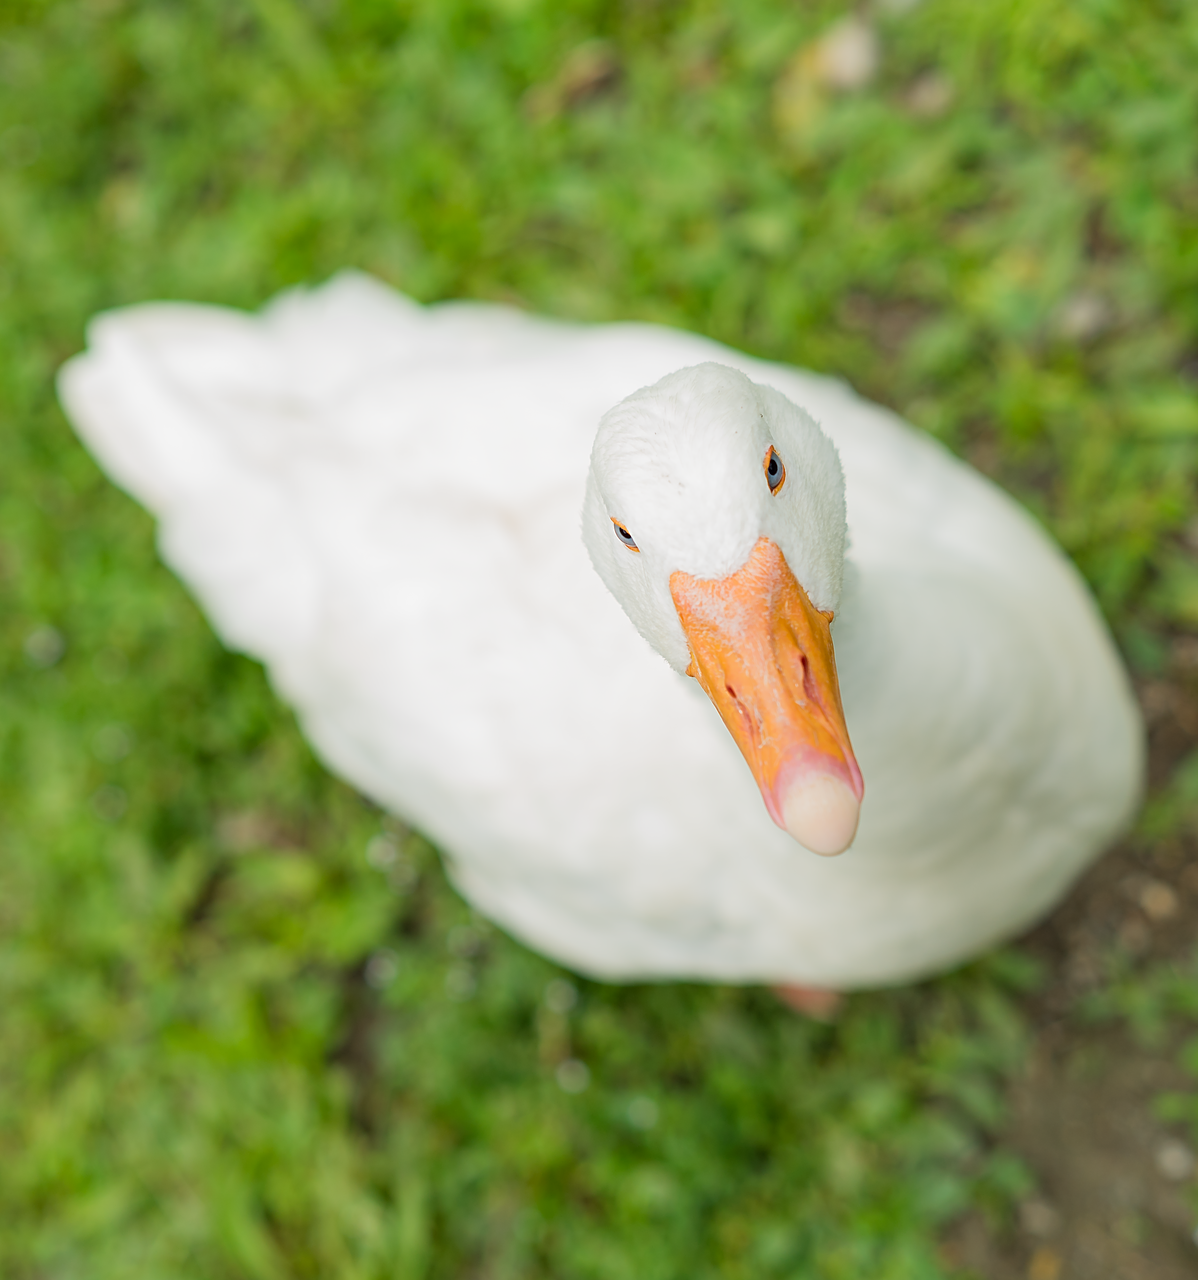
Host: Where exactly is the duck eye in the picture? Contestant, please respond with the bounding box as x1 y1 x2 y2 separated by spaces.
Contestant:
764 446 786 495
611 518 639 552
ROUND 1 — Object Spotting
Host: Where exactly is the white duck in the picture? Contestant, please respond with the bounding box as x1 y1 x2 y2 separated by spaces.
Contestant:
59 272 1143 993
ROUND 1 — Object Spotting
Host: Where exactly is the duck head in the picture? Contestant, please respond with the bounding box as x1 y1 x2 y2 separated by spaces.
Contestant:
583 362 863 856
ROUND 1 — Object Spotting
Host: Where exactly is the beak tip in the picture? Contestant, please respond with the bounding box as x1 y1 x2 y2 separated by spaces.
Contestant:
778 774 861 857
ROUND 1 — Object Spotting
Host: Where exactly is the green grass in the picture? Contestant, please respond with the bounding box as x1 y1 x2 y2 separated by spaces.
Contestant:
2 0 1198 1275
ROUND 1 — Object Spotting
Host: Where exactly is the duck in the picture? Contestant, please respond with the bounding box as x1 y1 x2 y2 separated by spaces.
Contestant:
58 271 1144 994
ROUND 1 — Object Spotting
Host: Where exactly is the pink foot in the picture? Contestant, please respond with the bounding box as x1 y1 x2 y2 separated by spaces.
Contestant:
771 983 843 1021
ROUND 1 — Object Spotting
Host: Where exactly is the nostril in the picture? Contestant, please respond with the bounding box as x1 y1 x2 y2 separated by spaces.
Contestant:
799 654 818 707
723 682 757 743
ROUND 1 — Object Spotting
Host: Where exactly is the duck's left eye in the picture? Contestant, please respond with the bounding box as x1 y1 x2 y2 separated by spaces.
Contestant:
612 518 640 552
764 446 786 495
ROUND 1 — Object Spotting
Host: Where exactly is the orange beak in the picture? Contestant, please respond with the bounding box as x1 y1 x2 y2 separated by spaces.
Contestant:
670 537 863 855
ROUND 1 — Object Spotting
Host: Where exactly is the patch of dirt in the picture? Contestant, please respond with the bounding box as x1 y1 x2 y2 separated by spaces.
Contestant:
835 291 932 358
943 673 1198 1278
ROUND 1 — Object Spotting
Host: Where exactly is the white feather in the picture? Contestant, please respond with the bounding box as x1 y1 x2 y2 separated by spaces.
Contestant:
58 271 1144 988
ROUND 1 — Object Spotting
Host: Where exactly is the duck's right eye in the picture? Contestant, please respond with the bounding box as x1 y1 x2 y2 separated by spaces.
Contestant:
764 445 786 495
611 518 639 552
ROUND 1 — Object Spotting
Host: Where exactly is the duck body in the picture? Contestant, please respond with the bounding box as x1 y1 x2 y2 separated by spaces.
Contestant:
59 273 1143 989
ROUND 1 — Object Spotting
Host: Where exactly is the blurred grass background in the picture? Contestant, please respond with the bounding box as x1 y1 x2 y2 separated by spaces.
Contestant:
2 0 1198 1276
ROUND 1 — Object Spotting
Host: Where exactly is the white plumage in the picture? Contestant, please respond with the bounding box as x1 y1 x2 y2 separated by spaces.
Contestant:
58 272 1143 989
